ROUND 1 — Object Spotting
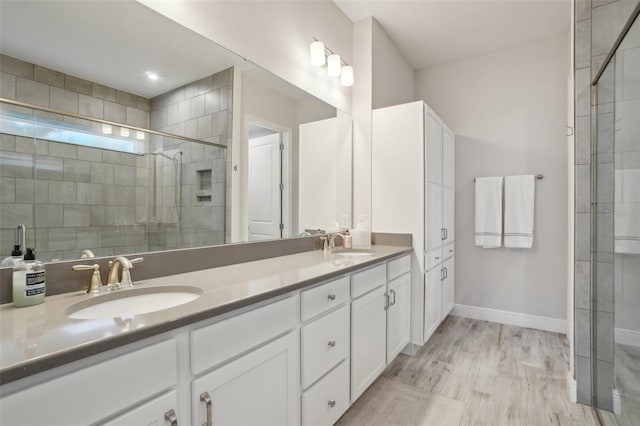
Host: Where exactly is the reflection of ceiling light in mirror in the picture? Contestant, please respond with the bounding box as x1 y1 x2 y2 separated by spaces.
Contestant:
327 54 341 77
310 41 325 66
136 131 145 140
102 124 112 134
145 71 159 81
341 66 354 87
120 127 130 137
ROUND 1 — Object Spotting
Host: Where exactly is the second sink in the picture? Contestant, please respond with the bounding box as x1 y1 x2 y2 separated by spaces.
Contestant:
66 285 203 320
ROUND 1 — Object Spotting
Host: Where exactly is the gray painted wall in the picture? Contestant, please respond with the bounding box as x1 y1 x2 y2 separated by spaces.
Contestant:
416 34 570 321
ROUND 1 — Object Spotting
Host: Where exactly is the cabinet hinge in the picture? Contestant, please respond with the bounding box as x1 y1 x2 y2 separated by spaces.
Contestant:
280 183 284 191
279 223 284 231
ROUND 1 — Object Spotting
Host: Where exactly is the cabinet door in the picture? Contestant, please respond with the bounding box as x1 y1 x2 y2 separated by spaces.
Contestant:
442 257 455 319
351 285 387 401
102 391 178 426
192 332 299 426
386 273 411 362
443 125 455 189
442 186 455 244
424 268 443 342
425 108 443 185
426 182 443 251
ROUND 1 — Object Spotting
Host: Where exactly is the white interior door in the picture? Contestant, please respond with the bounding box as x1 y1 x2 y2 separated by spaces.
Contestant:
248 133 281 240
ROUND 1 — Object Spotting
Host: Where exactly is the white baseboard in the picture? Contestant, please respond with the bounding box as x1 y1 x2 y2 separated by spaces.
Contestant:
567 372 577 403
615 327 640 347
451 304 567 334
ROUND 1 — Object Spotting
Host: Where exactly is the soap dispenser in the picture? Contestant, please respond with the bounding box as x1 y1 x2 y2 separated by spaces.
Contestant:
1 224 25 267
13 248 46 307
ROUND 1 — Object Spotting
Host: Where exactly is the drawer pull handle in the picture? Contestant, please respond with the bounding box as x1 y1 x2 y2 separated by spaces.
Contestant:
390 289 396 306
164 409 178 426
328 340 336 348
328 400 336 408
200 392 212 426
327 293 336 301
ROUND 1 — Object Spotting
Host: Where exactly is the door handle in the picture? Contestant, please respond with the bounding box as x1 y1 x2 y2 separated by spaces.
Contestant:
390 289 396 306
384 292 390 310
444 267 448 279
200 392 212 426
444 228 448 240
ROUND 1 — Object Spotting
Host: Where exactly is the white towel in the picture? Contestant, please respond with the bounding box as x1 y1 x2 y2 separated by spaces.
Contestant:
504 175 535 248
614 169 640 254
475 177 504 248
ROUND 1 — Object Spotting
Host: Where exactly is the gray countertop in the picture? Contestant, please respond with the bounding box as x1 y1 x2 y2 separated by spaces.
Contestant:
0 245 411 385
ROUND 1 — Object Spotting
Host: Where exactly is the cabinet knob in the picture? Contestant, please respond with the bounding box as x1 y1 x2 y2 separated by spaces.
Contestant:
449 249 453 253
328 340 336 348
435 256 439 261
328 400 336 408
164 409 178 426
327 294 336 301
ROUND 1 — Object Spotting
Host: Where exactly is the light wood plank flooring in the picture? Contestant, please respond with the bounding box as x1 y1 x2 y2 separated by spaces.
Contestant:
337 316 599 426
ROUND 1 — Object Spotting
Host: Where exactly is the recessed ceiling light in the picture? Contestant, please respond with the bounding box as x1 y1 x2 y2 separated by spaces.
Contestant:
145 71 159 81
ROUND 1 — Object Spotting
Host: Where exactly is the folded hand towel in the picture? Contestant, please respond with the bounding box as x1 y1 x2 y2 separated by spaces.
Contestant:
504 175 535 248
475 177 504 248
614 169 640 254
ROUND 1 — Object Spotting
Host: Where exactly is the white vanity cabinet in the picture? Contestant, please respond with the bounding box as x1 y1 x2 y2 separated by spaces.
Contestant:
372 100 456 347
102 391 179 426
350 255 411 401
300 276 351 426
0 339 179 426
190 295 300 426
192 332 300 426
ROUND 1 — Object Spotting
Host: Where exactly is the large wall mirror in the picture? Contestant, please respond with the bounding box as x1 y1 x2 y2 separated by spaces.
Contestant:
0 0 352 263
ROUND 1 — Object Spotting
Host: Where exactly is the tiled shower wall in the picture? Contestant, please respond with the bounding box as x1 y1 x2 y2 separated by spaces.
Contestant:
0 55 150 261
573 0 640 407
149 68 232 246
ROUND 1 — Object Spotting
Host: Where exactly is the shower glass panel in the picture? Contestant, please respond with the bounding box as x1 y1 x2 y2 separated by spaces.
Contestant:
0 100 226 262
594 10 640 426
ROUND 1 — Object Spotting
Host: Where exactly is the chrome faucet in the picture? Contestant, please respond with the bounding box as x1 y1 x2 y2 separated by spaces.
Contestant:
328 233 345 250
107 256 143 290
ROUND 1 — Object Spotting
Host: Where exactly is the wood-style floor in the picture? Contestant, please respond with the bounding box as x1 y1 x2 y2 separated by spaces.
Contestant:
337 316 599 426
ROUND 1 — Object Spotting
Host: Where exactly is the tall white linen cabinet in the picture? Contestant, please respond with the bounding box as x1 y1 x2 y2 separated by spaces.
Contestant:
372 101 455 347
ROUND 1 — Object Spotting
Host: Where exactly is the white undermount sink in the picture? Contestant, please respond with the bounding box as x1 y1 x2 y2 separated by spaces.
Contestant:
332 248 375 257
66 285 203 320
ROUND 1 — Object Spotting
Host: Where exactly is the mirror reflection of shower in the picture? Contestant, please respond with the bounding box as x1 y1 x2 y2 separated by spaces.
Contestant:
150 150 183 247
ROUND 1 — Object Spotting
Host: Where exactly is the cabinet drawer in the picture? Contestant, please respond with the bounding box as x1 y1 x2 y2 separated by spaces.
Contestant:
387 254 411 281
302 361 350 426
0 339 177 426
191 295 297 375
351 263 386 298
101 390 178 426
301 276 349 321
443 243 455 260
425 248 443 271
301 304 350 389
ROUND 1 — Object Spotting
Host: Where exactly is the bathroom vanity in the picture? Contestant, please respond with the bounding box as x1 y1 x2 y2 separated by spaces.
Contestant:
0 245 411 426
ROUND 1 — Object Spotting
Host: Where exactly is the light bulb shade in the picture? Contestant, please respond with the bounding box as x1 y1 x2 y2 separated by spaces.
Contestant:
341 65 354 86
310 41 325 66
327 54 341 77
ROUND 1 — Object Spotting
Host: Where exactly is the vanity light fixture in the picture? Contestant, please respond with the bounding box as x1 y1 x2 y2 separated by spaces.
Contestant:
102 124 112 134
310 38 353 87
341 65 354 87
136 131 145 140
145 71 159 81
120 127 130 137
327 54 341 77
310 40 326 67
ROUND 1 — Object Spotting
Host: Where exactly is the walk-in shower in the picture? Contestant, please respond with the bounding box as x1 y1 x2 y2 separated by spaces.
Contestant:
592 5 640 426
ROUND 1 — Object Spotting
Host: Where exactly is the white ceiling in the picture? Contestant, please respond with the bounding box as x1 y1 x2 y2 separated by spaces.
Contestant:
0 0 331 107
334 0 571 70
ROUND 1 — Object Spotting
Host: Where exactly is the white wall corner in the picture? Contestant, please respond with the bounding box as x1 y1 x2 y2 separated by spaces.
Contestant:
567 371 577 403
451 304 568 334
